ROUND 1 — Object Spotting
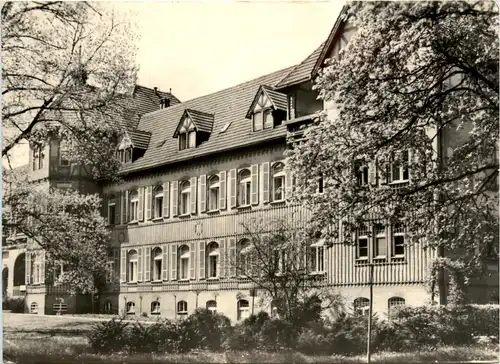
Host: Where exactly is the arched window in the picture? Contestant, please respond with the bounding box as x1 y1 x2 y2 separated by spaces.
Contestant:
107 195 116 225
207 242 219 278
237 299 250 321
388 297 405 317
152 247 163 281
237 239 251 276
151 301 161 315
353 297 370 316
30 302 38 314
129 190 139 222
208 175 220 211
104 301 112 314
238 169 251 206
177 300 188 316
179 245 190 280
180 180 191 215
127 250 138 282
126 301 135 315
272 162 285 202
153 186 164 219
206 300 217 313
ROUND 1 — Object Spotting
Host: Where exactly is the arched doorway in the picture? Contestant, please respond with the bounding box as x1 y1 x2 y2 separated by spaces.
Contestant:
2 268 8 295
13 253 25 286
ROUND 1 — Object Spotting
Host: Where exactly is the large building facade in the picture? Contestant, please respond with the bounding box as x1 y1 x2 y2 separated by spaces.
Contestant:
4 11 498 320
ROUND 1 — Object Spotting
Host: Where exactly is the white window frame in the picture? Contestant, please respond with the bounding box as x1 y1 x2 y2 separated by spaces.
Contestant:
208 175 220 211
356 225 369 260
152 247 162 281
188 130 196 148
154 186 163 219
126 301 135 314
206 300 217 313
263 108 274 129
177 300 188 315
179 245 190 280
238 169 252 207
388 296 405 316
207 242 219 278
179 133 187 150
392 224 406 257
237 299 250 321
390 151 410 184
253 111 263 131
127 250 138 283
151 301 161 315
180 181 191 215
272 163 286 202
107 195 116 225
354 297 370 316
310 240 325 273
373 224 387 259
129 190 139 222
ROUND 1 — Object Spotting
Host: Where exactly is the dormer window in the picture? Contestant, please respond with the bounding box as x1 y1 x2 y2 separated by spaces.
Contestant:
246 85 287 131
116 130 151 164
174 109 214 151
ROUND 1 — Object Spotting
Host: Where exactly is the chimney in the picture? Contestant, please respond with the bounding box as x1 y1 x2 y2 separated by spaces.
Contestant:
153 87 159 96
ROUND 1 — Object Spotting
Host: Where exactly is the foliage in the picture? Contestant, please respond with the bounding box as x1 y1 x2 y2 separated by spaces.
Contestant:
87 318 130 354
2 297 26 313
286 1 499 299
2 1 138 180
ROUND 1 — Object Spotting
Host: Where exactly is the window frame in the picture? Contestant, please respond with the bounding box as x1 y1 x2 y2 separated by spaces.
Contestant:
390 151 410 184
388 296 405 317
238 169 252 207
263 108 274 129
253 111 263 131
179 180 191 215
129 190 139 222
188 130 196 148
179 133 187 150
237 299 250 321
373 224 387 259
207 175 220 211
151 300 161 315
272 162 286 202
152 247 163 281
178 245 190 280
237 239 251 277
392 224 406 257
206 300 217 313
177 300 188 315
153 186 164 219
127 250 138 283
126 301 136 315
356 225 369 261
353 297 370 316
104 301 112 314
107 195 116 225
310 243 325 273
207 242 219 278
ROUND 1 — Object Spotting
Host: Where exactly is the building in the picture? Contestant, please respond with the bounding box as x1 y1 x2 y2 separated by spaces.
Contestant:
4 9 497 320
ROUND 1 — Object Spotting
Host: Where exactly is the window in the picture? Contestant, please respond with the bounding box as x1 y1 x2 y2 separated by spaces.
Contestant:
104 301 112 314
30 302 38 314
59 140 70 166
126 301 135 315
179 245 190 280
107 195 116 225
129 190 139 222
357 225 369 260
317 174 324 193
106 253 114 283
152 247 162 281
275 249 286 275
127 250 138 282
206 300 217 313
179 133 187 150
238 239 251 276
188 130 196 148
357 165 369 186
208 175 220 211
388 297 405 317
310 240 325 273
392 224 405 257
124 148 132 163
32 146 44 171
177 300 188 316
272 163 285 202
390 151 410 183
238 169 251 206
153 186 163 219
180 180 191 215
237 299 250 321
151 301 161 315
207 242 219 278
353 297 370 316
253 111 263 131
263 109 273 129
373 224 387 258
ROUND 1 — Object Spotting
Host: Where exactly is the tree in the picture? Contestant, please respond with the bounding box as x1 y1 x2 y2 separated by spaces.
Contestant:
236 217 342 323
286 1 498 303
2 1 138 179
3 168 111 295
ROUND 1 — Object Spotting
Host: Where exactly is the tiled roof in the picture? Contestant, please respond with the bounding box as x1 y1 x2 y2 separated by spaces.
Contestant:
177 109 215 136
132 85 181 118
275 42 325 89
245 85 288 118
128 129 152 149
120 67 293 175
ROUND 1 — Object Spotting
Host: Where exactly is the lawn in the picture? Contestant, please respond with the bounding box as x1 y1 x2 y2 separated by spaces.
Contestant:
3 313 499 364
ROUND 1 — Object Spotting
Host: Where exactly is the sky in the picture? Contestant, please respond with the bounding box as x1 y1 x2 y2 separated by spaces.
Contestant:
5 1 344 168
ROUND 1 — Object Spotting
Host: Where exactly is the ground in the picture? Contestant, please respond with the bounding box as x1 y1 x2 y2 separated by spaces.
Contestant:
3 313 499 364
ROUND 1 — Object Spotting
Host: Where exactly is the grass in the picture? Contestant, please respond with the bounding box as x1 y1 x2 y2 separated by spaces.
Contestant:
3 313 499 364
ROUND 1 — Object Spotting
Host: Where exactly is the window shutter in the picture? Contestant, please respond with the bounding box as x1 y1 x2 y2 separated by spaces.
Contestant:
26 253 31 284
145 186 152 220
121 192 127 224
219 238 226 278
229 169 237 208
172 181 178 216
219 171 227 210
138 187 144 221
170 244 177 280
163 182 170 218
145 248 151 282
368 162 377 186
285 167 292 200
251 164 259 205
190 242 196 280
115 192 121 225
262 162 270 203
199 241 205 279
190 177 197 215
40 252 45 284
125 190 129 223
229 237 236 277
324 246 329 274
113 249 120 283
120 249 126 283
137 248 143 282
162 245 169 280
200 175 206 213
102 195 108 220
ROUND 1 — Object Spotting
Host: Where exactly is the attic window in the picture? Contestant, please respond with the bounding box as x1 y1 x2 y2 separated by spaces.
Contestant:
220 122 231 133
173 109 214 151
246 85 287 131
179 130 196 150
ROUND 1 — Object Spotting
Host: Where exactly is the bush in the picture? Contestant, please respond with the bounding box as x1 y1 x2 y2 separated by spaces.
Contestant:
87 318 130 353
3 297 26 313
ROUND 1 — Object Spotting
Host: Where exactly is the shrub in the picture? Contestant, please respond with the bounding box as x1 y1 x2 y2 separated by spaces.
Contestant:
87 318 130 353
259 318 297 350
3 297 26 313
